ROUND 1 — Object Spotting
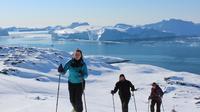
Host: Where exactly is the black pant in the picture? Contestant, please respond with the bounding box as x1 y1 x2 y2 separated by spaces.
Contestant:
68 81 85 112
151 99 161 112
120 95 130 112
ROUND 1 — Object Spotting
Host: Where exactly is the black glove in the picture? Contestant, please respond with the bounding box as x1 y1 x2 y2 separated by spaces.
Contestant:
131 88 137 91
79 70 84 77
111 90 115 95
148 96 151 100
58 64 64 73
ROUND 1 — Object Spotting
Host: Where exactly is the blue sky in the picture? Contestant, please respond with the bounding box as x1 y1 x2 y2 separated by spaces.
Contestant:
0 0 200 27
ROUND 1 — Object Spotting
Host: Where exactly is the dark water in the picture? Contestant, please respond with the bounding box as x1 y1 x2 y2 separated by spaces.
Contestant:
1 32 200 74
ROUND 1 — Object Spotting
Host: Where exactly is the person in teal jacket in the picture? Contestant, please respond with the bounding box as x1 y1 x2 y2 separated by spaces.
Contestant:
58 49 88 112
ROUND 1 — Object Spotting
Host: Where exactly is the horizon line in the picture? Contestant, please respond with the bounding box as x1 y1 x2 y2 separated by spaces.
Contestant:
1 18 199 28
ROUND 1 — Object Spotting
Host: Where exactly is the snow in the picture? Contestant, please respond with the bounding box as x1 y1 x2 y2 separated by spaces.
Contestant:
50 19 200 41
0 46 200 112
54 25 103 35
52 24 175 41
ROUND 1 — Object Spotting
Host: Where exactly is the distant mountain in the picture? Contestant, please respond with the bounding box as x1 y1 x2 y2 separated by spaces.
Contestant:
126 27 174 38
52 23 175 41
114 23 133 29
0 28 9 36
4 27 18 32
5 27 50 32
68 22 89 29
6 18 200 41
144 19 200 36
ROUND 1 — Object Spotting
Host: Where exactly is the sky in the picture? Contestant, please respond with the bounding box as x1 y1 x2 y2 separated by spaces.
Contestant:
0 0 200 27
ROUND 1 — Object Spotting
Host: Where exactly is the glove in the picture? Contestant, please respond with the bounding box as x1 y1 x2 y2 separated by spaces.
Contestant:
80 77 84 83
111 90 115 95
79 70 84 77
58 64 64 73
131 92 134 96
148 96 151 100
131 88 137 92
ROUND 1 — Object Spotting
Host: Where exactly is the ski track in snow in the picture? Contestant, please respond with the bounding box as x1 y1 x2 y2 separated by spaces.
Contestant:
0 46 200 112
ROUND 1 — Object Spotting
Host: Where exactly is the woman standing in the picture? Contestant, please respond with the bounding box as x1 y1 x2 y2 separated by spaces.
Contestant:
58 49 88 112
148 82 164 112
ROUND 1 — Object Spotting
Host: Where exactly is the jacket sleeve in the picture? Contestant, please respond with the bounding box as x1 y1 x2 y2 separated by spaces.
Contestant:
158 87 164 97
129 81 135 91
113 82 119 93
81 64 88 79
63 60 72 74
149 88 153 99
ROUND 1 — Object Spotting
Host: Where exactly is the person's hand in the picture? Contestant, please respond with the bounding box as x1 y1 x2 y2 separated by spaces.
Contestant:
132 88 137 92
148 96 151 100
80 77 84 83
79 70 84 77
111 90 115 95
58 64 64 73
131 92 135 96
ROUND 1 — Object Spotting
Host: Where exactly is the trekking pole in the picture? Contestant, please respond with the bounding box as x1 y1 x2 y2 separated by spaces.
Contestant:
55 73 62 112
161 101 165 112
148 100 150 112
132 92 138 112
112 94 116 112
82 80 88 112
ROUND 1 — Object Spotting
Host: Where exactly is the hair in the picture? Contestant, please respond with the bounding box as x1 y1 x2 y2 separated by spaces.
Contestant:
119 74 125 78
152 82 157 86
74 48 83 61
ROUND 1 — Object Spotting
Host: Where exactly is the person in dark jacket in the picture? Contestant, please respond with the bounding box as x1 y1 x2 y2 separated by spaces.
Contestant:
58 49 88 112
111 74 136 112
148 82 164 112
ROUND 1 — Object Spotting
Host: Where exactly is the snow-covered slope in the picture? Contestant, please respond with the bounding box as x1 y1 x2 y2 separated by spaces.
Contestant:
0 46 200 112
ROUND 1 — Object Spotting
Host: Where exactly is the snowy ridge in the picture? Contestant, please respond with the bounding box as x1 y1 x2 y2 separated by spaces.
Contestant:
51 19 200 41
3 18 200 41
0 46 200 112
51 24 175 41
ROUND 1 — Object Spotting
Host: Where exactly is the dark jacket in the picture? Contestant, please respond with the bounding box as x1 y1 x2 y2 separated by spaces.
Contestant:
149 85 164 101
113 80 135 97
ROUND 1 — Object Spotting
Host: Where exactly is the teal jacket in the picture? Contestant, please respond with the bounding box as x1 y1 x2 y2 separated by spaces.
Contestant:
63 59 88 83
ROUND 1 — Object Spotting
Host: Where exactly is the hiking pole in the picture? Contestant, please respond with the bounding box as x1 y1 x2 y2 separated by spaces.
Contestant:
82 80 88 112
161 102 165 112
55 73 62 112
112 94 116 112
148 100 150 112
132 92 138 112
161 97 165 112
